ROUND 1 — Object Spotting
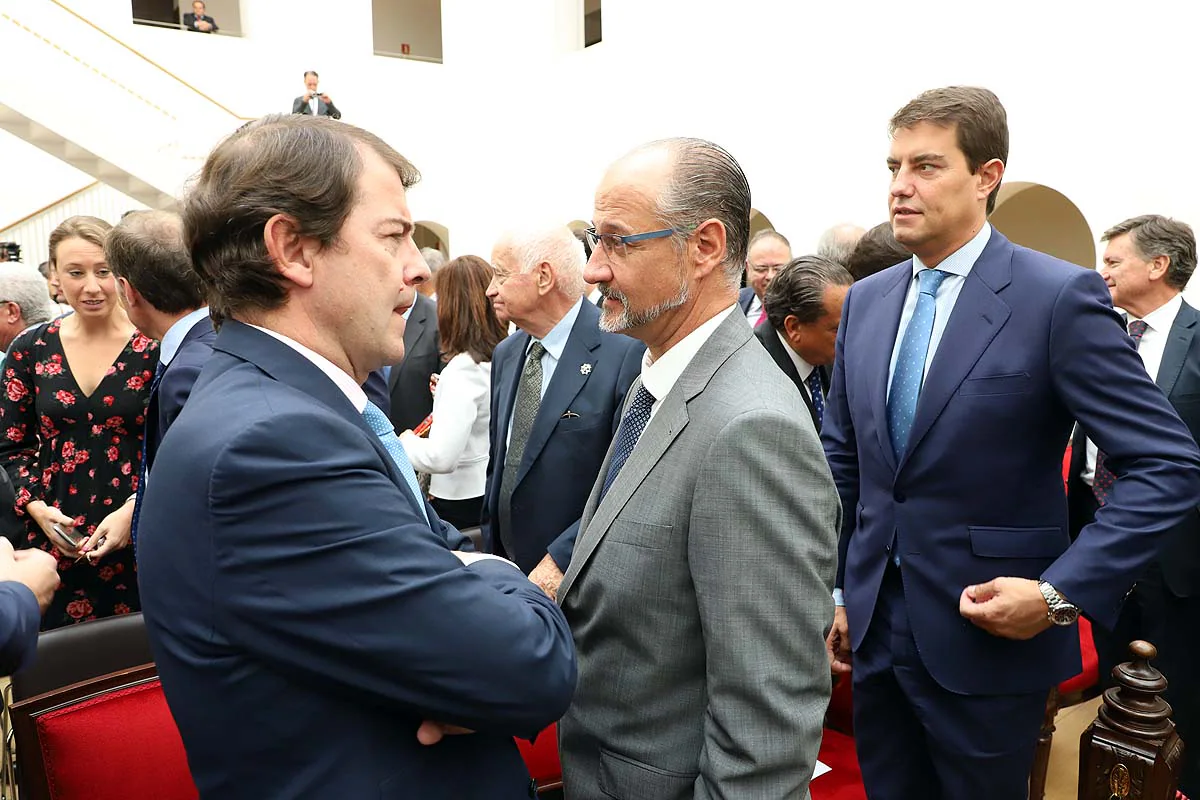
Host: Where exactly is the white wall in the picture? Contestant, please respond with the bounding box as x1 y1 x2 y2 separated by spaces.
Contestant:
7 0 1200 296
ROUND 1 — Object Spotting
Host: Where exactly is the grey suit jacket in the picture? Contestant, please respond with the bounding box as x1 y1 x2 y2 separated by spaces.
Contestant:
558 310 840 800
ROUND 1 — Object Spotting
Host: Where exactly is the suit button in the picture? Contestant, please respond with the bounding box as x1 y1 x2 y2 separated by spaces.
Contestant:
894 491 906 503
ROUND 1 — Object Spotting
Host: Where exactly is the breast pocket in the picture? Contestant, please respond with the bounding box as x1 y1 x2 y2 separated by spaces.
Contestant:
607 520 674 551
958 372 1031 396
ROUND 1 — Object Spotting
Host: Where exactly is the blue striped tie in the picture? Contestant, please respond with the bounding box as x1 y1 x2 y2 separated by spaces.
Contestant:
361 401 429 524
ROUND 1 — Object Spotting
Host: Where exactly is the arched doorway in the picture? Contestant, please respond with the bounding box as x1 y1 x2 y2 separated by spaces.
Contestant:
990 183 1095 268
414 221 449 256
749 209 776 241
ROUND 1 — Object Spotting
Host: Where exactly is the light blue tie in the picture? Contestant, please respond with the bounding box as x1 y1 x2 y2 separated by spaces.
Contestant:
361 401 429 524
887 269 949 457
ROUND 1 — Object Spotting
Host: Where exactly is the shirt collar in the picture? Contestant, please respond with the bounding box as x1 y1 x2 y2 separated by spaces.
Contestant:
912 223 992 279
159 307 211 367
774 329 815 381
1132 292 1183 334
528 297 583 361
641 305 737 402
247 324 369 413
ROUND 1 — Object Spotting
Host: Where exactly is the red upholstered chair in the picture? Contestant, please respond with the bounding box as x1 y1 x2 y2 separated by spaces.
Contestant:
516 723 562 794
10 664 197 800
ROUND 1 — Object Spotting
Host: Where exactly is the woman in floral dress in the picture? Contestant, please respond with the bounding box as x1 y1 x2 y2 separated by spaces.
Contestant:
0 216 158 630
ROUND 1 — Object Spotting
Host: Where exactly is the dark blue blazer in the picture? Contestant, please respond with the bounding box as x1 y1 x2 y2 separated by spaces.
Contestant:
144 315 216 472
737 286 755 314
138 321 576 800
483 300 643 573
822 230 1200 696
0 583 39 675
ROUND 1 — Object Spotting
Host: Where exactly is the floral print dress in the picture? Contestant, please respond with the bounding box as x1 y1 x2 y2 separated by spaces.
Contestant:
0 320 158 630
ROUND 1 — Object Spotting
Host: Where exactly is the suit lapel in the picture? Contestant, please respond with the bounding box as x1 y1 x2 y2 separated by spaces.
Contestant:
868 265 913 473
1158 301 1198 398
390 296 431 391
560 313 748 600
517 308 601 484
493 332 530 470
898 235 1013 471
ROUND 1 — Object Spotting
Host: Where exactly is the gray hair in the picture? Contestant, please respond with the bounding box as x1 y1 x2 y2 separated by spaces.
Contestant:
0 264 55 327
748 229 791 253
420 247 447 274
764 255 853 331
816 223 867 267
1102 215 1197 291
496 225 586 299
636 137 751 288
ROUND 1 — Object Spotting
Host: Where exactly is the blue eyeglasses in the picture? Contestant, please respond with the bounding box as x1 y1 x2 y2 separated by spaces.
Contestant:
585 226 687 257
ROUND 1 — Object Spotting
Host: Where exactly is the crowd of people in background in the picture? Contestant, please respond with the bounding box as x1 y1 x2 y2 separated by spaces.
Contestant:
0 83 1195 800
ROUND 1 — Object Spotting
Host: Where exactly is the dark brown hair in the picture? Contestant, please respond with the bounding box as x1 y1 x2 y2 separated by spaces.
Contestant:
106 210 205 314
890 86 1009 214
182 114 420 322
436 255 507 363
847 222 912 281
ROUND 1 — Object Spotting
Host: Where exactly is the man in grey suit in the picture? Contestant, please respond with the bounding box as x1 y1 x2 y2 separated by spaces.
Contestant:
558 137 840 799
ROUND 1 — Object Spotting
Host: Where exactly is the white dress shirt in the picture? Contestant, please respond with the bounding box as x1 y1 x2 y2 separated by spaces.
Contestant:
506 298 583 445
640 306 738 420
401 353 491 500
159 307 211 368
744 294 764 325
308 96 319 115
775 329 817 402
249 325 367 412
1082 292 1184 484
887 224 992 396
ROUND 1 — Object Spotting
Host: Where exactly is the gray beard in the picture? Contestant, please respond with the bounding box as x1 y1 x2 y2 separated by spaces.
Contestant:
598 277 690 334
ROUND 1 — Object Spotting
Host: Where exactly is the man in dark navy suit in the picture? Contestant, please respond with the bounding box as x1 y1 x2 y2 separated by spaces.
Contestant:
484 225 642 597
1067 214 1200 795
0 537 57 674
138 115 576 800
822 87 1200 800
737 229 790 326
756 254 852 432
80 210 216 560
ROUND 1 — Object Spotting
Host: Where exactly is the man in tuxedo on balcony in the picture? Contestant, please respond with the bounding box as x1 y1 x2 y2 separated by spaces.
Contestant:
138 114 575 800
822 86 1200 800
756 254 852 432
737 229 790 326
1067 214 1200 795
292 71 341 119
483 225 642 594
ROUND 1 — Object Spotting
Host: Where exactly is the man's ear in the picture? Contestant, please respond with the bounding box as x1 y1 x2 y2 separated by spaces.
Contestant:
690 219 727 280
264 214 316 289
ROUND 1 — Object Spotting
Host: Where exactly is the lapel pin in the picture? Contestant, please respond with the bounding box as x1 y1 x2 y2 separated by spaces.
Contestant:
580 363 593 375
562 411 580 419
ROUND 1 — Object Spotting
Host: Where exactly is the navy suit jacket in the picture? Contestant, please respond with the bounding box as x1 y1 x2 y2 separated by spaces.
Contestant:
387 292 439 432
483 299 643 573
822 230 1200 696
737 286 756 314
1068 299 1200 598
0 583 39 675
138 321 576 800
144 315 216 472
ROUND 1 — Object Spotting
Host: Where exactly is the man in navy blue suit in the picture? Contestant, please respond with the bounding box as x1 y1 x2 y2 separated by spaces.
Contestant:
0 537 58 674
138 115 576 800
822 86 1200 800
483 225 642 596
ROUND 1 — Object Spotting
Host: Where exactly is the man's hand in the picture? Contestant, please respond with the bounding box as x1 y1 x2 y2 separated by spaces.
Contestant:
303 92 314 103
825 605 852 674
319 93 332 104
0 539 59 612
416 720 474 746
197 19 212 31
529 554 564 601
80 500 133 562
959 577 1054 640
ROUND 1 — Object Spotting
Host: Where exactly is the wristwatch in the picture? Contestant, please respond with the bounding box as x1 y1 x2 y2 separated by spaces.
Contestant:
1037 580 1079 626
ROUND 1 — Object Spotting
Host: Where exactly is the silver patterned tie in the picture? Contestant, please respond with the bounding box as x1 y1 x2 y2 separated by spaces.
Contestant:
498 341 545 557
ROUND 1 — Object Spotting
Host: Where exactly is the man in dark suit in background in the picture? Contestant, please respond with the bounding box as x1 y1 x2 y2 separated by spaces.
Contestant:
0 538 58 674
823 86 1200 800
82 210 215 561
291 71 341 119
183 0 218 32
737 229 790 325
483 225 642 596
1067 214 1200 795
138 115 575 800
756 254 851 431
386 290 438 431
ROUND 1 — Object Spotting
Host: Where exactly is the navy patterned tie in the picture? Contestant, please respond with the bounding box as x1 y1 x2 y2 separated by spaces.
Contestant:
362 401 429 524
888 269 949 457
599 383 656 501
806 370 825 428
1091 319 1149 506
